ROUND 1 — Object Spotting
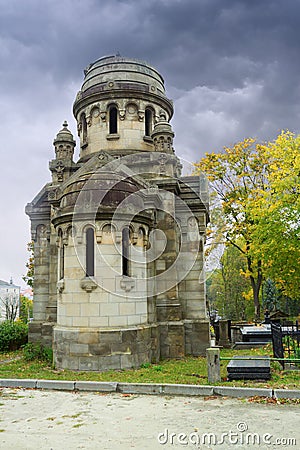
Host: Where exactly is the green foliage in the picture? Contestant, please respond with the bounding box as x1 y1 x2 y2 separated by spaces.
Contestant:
140 362 151 369
251 131 300 299
23 343 53 365
282 336 300 362
207 245 253 321
0 320 28 352
23 241 34 289
19 295 33 324
197 131 300 319
262 279 280 312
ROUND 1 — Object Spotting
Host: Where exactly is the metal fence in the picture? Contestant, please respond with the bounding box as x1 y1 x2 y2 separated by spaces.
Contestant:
271 320 300 368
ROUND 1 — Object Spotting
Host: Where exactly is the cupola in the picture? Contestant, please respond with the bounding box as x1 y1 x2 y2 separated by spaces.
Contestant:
49 121 76 183
73 55 174 161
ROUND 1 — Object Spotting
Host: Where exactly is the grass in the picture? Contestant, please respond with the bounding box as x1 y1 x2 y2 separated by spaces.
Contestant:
0 345 299 389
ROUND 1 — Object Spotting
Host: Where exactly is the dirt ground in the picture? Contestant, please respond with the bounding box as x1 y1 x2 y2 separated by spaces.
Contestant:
0 388 299 449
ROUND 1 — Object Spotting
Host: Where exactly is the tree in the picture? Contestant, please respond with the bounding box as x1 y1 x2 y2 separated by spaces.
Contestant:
23 241 34 289
262 279 280 312
206 245 252 321
0 290 19 321
196 138 268 319
19 295 33 323
251 131 300 299
196 131 300 320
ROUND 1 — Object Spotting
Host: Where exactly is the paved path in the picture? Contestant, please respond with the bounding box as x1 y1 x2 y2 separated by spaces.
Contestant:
0 388 299 449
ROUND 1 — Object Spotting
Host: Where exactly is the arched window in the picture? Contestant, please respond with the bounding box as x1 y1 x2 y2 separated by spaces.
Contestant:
122 227 130 276
86 228 95 277
81 113 87 143
145 108 153 137
109 106 118 134
58 229 64 280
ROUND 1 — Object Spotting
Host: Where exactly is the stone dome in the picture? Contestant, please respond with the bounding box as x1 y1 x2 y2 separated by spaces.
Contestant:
53 121 76 145
82 55 165 96
59 171 143 214
73 55 173 119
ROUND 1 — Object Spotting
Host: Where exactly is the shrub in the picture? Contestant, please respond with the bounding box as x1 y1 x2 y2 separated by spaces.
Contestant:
23 343 53 365
0 320 28 352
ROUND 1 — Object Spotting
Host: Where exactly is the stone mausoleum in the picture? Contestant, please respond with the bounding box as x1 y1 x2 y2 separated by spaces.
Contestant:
26 55 210 371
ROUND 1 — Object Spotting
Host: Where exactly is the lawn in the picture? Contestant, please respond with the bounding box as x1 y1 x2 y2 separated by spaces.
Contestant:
0 345 299 389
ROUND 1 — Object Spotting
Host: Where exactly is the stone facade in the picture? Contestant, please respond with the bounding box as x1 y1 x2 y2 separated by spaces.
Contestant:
26 55 210 371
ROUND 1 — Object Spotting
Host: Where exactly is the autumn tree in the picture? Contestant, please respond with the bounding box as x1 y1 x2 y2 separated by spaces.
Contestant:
196 138 269 319
196 131 300 320
251 131 300 299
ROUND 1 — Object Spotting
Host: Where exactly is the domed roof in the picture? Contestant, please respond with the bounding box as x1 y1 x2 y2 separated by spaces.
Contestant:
59 171 143 214
73 55 174 120
53 121 76 145
81 55 166 97
152 114 175 137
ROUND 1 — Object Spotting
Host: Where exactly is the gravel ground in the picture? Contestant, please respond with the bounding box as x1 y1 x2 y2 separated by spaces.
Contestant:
0 388 299 449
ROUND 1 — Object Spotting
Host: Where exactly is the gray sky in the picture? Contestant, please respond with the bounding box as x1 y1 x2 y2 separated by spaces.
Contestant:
1 0 300 287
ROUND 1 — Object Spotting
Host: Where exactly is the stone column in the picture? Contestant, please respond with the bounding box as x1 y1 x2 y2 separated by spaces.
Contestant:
28 223 51 345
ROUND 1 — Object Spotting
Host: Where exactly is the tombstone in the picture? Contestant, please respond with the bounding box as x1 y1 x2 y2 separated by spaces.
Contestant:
218 320 231 348
227 356 270 380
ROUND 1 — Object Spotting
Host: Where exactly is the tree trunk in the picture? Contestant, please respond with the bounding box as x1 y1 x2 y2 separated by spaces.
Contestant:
248 257 263 322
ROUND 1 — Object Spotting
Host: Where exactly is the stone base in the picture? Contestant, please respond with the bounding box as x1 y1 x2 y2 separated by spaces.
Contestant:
28 321 55 347
184 319 210 356
159 321 185 358
53 325 160 371
41 319 210 371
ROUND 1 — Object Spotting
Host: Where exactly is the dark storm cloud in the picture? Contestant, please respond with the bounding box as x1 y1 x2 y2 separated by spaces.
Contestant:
1 0 300 285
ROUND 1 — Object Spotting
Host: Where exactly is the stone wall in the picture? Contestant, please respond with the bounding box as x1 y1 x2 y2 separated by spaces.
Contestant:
53 324 160 371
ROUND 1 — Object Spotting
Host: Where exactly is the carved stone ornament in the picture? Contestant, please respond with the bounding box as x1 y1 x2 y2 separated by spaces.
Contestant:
131 232 138 245
98 152 109 162
55 160 65 181
120 276 135 292
57 279 65 293
119 109 126 120
92 107 100 117
48 190 56 200
158 153 168 173
80 277 98 293
138 110 144 122
100 111 107 122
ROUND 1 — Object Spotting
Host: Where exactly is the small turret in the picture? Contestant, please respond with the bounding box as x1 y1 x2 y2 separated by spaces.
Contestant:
151 112 175 154
49 121 76 183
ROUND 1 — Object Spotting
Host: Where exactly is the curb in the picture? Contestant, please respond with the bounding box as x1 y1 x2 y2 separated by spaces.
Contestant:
0 379 299 399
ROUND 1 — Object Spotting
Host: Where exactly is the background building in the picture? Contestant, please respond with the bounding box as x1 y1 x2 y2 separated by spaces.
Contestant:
0 279 20 322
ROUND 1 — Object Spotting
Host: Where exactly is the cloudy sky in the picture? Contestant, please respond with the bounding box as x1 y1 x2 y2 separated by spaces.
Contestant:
1 0 300 287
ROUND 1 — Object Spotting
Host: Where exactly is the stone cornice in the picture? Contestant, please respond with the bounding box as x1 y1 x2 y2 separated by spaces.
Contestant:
73 88 173 120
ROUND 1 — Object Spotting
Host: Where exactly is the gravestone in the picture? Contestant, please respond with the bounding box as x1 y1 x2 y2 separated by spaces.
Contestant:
227 356 270 380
